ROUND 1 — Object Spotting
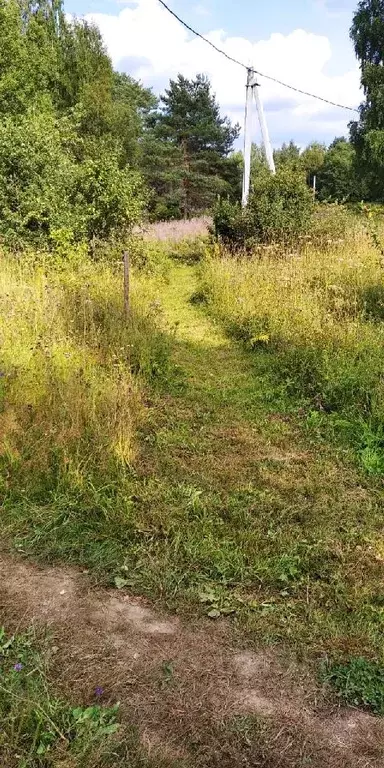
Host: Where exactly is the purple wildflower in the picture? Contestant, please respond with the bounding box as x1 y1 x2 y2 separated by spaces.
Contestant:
13 663 23 672
95 686 104 697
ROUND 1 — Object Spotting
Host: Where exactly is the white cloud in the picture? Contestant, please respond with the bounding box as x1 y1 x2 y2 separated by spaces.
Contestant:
87 0 361 145
193 4 211 17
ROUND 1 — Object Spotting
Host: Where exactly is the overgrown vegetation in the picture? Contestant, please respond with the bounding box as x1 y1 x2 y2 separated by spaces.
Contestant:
201 209 384 473
0 250 171 521
4 1 384 756
213 167 313 249
1 247 384 670
0 626 152 767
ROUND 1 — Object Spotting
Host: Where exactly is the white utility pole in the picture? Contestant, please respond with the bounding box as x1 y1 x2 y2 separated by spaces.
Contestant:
242 69 254 208
242 68 275 208
253 81 275 175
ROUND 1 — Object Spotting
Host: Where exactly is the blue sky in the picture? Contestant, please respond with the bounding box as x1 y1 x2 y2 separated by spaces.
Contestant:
66 0 361 147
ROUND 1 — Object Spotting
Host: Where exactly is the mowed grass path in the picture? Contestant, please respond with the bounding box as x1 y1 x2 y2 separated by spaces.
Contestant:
134 264 383 659
3 263 383 660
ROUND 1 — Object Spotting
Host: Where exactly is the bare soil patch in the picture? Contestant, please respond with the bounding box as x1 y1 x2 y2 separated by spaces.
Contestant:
0 552 383 767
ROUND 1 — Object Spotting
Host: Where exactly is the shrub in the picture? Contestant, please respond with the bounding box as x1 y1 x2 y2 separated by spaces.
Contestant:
249 166 313 244
212 199 254 250
70 150 145 243
213 168 313 250
0 112 145 250
0 111 73 247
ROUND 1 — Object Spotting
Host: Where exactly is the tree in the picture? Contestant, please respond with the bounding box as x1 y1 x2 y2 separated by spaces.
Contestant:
301 141 326 187
250 144 269 185
0 0 148 248
317 138 360 201
273 140 301 170
350 0 384 198
143 74 240 218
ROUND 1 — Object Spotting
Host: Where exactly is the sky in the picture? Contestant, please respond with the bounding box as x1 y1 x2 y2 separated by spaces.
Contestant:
65 0 362 148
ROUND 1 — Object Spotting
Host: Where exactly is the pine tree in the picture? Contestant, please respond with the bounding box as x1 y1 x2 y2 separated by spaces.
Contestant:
143 74 240 218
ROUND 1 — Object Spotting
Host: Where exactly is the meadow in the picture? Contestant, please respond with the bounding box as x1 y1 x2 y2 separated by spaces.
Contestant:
1 209 384 765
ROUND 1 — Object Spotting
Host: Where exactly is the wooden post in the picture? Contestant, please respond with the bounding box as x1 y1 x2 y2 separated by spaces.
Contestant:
123 250 130 322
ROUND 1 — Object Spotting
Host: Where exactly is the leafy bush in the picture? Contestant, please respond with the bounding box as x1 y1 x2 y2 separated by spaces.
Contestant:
0 111 73 246
213 168 313 249
324 657 384 715
212 199 254 250
71 149 145 243
249 167 313 244
0 112 145 250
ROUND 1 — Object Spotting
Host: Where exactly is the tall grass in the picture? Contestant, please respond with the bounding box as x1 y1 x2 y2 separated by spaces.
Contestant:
200 219 384 472
0 249 170 506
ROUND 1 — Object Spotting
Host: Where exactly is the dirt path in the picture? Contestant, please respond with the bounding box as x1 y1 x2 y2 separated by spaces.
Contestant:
1 554 383 767
2 265 384 766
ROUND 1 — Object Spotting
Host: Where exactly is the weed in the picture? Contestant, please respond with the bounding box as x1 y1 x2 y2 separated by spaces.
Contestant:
1 251 384 665
0 628 125 766
323 657 384 715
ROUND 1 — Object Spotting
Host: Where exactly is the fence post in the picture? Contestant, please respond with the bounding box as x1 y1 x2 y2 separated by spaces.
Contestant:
123 250 130 322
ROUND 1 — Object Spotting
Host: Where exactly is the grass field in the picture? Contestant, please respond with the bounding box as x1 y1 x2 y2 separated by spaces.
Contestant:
1 214 384 763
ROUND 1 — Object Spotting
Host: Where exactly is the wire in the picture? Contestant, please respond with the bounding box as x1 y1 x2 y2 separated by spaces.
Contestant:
157 0 359 113
157 0 249 70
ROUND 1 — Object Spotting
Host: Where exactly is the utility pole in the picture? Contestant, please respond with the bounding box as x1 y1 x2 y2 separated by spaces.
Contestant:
242 69 254 208
242 68 275 208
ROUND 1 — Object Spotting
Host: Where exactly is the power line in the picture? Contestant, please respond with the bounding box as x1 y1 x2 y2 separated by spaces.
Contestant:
158 0 250 70
157 0 359 114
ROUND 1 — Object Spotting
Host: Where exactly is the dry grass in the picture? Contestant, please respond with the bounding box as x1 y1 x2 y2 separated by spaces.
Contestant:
140 217 211 242
1 552 384 768
0 250 170 490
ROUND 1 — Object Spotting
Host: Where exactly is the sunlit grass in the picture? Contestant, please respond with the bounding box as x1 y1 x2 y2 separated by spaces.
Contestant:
200 225 384 472
0 250 170 492
2 231 384 665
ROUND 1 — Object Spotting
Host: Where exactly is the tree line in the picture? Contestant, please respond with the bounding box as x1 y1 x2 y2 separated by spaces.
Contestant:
0 0 242 249
0 0 384 250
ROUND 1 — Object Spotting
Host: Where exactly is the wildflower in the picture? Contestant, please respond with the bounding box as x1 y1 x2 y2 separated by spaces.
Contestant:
95 686 104 697
13 663 23 672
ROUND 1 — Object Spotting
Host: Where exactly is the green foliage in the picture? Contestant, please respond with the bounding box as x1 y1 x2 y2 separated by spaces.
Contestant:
0 251 172 502
300 141 327 178
273 140 301 170
317 138 361 201
249 166 313 243
3 259 384 663
350 0 384 199
212 199 254 250
324 657 384 715
0 0 151 249
0 110 72 246
70 150 145 242
142 74 241 219
0 112 145 247
201 212 384 472
213 167 313 249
